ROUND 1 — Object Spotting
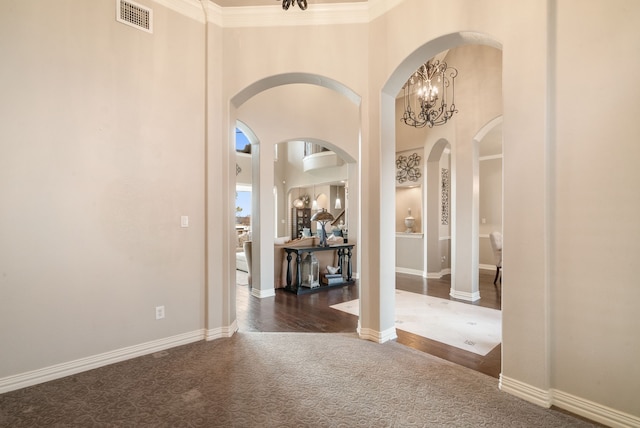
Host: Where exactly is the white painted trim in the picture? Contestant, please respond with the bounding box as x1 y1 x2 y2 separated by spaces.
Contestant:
216 3 369 28
499 375 552 407
439 236 451 241
426 268 451 279
396 267 424 276
396 233 424 239
479 263 495 271
479 154 503 162
156 0 403 27
449 289 480 302
0 330 205 394
500 376 640 427
358 327 397 344
552 388 640 428
251 287 276 298
205 320 238 341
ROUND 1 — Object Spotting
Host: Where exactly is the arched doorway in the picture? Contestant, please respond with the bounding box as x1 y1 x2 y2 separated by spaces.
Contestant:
379 33 503 348
229 74 361 313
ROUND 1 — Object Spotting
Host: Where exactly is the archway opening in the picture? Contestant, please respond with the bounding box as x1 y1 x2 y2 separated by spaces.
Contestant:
228 74 361 333
382 33 503 374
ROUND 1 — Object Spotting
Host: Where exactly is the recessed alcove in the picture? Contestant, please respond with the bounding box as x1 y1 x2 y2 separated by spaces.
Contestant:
395 186 422 234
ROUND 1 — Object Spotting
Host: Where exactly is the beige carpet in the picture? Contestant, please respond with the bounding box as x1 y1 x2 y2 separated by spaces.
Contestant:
0 333 596 427
331 290 501 356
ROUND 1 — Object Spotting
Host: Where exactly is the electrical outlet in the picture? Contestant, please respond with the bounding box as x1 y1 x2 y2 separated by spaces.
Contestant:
155 305 165 320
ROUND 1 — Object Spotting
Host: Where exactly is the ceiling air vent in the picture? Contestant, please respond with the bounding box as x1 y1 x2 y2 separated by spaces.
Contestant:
116 0 153 34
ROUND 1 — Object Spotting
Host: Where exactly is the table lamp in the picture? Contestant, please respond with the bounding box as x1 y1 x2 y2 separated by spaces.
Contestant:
310 208 335 247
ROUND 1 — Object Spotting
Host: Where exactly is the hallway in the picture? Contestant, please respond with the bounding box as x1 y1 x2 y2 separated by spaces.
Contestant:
236 270 502 378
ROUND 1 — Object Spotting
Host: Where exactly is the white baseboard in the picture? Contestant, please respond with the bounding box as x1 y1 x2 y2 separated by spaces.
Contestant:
500 375 640 427
396 267 424 276
358 326 397 344
499 374 552 408
426 268 451 279
251 287 276 298
0 329 205 394
205 320 238 341
479 264 495 271
449 289 481 302
552 388 640 428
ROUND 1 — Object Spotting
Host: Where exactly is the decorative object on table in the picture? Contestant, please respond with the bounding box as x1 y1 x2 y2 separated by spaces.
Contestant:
401 60 458 128
278 0 307 10
323 273 343 285
310 208 335 247
404 208 415 233
396 153 422 183
441 168 449 225
326 265 340 275
300 253 319 288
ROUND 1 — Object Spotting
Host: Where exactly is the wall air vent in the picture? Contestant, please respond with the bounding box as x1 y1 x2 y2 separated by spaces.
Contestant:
116 0 153 34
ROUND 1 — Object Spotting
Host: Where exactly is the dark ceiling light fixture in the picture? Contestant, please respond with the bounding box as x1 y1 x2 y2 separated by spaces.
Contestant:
401 60 458 128
279 0 308 10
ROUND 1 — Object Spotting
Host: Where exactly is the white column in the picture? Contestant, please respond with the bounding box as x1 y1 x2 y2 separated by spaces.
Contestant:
450 137 480 302
251 141 276 298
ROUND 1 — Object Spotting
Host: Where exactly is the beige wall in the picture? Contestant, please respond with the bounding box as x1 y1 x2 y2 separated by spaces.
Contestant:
0 0 206 377
1 0 639 423
551 0 640 415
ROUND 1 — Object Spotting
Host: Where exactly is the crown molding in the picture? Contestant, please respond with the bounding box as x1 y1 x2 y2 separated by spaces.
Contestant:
153 0 404 27
217 2 369 27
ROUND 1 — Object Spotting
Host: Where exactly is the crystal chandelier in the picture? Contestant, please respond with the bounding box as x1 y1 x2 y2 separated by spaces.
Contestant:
401 60 458 128
278 0 307 10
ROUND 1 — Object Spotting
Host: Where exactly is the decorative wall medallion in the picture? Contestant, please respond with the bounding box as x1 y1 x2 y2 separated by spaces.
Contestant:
396 153 422 183
236 163 241 176
441 168 449 225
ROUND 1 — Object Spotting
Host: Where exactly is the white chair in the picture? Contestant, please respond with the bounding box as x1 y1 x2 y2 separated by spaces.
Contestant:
489 231 502 285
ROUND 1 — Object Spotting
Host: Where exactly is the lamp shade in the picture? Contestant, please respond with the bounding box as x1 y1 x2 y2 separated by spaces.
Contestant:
310 208 334 223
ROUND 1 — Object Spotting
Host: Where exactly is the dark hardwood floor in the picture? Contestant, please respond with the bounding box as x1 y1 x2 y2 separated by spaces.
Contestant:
236 270 502 378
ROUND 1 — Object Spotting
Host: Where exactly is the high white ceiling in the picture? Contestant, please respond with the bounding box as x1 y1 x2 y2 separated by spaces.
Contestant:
211 0 365 7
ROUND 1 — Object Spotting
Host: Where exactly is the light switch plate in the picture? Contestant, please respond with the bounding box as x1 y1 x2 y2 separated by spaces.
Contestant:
181 216 189 227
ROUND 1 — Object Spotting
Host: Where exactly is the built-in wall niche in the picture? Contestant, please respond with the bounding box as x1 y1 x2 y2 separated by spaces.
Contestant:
396 186 422 233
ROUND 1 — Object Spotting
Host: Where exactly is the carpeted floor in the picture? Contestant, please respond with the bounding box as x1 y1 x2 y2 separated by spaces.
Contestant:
0 333 598 427
331 290 501 356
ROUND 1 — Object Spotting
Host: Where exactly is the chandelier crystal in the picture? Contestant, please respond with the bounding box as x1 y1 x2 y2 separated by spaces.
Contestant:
279 0 308 10
401 60 458 128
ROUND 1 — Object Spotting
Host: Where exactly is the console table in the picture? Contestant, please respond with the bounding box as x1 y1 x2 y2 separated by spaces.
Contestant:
283 244 354 295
